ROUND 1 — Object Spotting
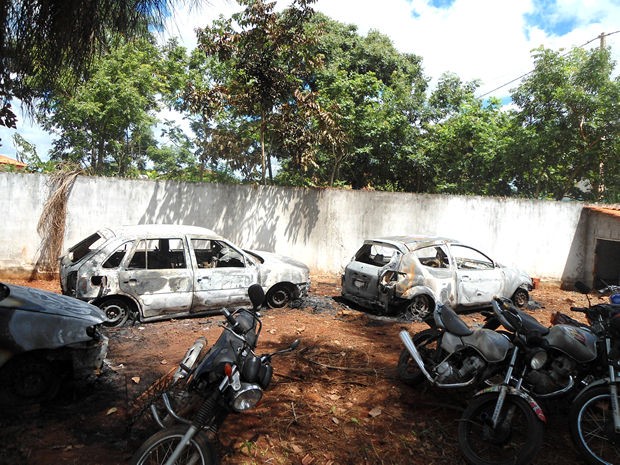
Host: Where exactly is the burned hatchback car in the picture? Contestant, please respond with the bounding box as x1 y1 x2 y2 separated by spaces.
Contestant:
0 282 108 406
60 224 311 326
341 236 533 320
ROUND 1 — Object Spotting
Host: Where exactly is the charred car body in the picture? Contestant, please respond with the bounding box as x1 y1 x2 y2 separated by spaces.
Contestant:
341 236 533 320
0 282 108 406
60 224 310 327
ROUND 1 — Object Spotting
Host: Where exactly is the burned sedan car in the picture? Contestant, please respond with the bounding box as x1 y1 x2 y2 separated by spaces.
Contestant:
0 282 108 405
341 235 533 320
60 224 311 327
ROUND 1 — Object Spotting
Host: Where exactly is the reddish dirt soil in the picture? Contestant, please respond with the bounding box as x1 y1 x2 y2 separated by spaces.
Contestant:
0 274 600 465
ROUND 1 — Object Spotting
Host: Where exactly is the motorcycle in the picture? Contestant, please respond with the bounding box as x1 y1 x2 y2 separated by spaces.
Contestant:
129 284 300 465
457 294 607 465
398 304 513 391
568 281 620 465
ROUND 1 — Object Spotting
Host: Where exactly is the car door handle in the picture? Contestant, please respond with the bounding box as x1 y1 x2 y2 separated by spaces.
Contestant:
123 278 138 284
197 276 208 282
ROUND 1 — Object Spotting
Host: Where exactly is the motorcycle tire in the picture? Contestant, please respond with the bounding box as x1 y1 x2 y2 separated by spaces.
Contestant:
130 424 219 465
397 328 441 385
569 385 620 465
458 393 544 465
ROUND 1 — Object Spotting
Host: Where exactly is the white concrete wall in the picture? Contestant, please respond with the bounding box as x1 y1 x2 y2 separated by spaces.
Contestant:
0 172 588 282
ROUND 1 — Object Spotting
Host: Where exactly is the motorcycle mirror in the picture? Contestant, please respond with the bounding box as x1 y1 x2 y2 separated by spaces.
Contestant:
290 339 300 350
248 284 265 310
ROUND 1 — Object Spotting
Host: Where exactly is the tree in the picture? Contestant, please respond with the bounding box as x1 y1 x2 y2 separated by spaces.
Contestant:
0 0 186 145
37 38 184 176
187 0 321 184
287 15 427 190
509 45 620 201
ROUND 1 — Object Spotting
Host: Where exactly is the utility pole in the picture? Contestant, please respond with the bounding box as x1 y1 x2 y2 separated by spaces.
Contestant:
599 32 606 49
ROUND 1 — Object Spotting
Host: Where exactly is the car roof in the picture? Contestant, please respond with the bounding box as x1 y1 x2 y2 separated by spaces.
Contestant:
103 224 224 240
366 235 459 251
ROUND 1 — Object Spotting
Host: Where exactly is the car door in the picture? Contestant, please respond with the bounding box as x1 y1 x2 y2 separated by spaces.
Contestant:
118 237 193 318
412 244 457 306
342 242 399 303
449 244 504 306
190 238 258 312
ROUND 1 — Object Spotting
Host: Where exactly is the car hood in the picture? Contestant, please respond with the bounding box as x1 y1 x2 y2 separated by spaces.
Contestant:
0 283 106 325
246 250 310 282
500 266 533 288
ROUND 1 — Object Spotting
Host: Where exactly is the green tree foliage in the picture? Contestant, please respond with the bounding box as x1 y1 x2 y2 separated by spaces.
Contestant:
187 0 322 184
0 0 181 144
38 38 188 176
278 15 428 190
508 46 620 201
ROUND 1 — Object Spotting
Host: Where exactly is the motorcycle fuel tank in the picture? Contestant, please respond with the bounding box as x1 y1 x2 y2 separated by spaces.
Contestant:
545 325 598 363
441 329 512 363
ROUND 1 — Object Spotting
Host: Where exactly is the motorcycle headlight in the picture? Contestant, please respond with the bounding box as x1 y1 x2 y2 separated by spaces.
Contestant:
231 383 263 412
530 350 548 370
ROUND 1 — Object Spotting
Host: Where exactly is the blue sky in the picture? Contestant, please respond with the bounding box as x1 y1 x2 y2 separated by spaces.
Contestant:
1 0 619 159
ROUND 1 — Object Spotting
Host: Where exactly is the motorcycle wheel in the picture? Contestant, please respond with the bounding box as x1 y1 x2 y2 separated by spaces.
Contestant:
458 393 544 465
397 328 441 385
130 425 218 465
570 385 620 465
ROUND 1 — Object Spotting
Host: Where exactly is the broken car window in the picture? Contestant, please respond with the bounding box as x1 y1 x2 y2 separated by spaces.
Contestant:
67 233 106 263
354 243 398 267
450 245 494 270
191 239 245 268
128 238 187 269
415 245 449 269
102 241 132 269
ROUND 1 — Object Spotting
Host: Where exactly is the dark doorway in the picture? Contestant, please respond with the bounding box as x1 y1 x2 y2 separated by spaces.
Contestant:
594 239 620 287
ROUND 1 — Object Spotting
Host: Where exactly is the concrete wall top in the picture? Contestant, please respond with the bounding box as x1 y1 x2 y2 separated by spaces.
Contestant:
0 172 590 283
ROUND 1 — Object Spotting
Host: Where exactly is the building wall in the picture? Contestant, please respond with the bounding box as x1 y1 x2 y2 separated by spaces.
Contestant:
0 172 592 283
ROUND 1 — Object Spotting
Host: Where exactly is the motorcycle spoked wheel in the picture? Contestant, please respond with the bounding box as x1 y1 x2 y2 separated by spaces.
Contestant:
130 425 218 465
569 386 620 465
397 328 442 385
458 393 544 465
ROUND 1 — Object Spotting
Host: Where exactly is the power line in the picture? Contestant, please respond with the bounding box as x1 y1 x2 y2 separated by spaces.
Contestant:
476 30 620 99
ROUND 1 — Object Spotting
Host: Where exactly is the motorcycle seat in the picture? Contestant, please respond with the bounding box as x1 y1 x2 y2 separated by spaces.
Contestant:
436 304 473 336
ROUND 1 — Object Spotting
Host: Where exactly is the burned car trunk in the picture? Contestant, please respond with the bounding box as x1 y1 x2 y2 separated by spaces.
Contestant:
0 283 108 406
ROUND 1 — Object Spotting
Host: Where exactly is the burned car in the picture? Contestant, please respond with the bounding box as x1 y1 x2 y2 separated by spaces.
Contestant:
341 235 533 320
0 282 108 406
60 224 311 326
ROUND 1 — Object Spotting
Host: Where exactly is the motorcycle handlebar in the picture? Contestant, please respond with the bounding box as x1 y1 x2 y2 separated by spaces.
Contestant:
570 306 587 313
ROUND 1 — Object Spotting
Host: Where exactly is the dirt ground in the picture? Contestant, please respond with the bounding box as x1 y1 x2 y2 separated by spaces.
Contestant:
0 274 599 465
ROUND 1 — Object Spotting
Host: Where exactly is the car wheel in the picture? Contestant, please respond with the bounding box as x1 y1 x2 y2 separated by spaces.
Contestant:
0 354 62 405
266 284 293 309
402 295 432 321
99 298 132 327
511 288 529 307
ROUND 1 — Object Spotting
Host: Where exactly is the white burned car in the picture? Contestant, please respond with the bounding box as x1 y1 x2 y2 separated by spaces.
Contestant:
341 235 533 320
60 225 310 326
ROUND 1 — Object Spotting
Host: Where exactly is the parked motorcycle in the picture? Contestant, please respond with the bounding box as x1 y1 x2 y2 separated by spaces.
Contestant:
457 294 606 465
568 281 620 465
129 284 300 465
398 304 512 391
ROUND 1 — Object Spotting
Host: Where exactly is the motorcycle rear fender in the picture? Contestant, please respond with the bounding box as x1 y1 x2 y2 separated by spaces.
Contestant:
473 385 547 423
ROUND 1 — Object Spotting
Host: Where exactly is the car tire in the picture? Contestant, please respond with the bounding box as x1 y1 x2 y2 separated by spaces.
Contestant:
99 297 133 327
511 288 529 308
266 284 293 309
402 295 432 321
0 354 62 405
